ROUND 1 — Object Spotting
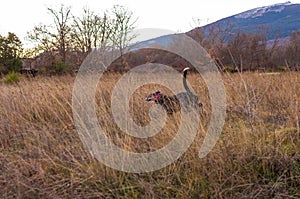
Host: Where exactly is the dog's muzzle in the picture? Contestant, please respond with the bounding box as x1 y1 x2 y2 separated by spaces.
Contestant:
145 97 152 101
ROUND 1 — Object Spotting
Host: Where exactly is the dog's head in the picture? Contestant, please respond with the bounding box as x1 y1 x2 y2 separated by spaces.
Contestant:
145 90 162 103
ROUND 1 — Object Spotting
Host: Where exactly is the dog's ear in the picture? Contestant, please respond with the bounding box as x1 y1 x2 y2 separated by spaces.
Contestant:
146 91 155 101
145 94 152 101
146 90 162 102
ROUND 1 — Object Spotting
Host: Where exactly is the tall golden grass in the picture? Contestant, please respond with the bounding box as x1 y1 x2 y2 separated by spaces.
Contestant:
0 72 299 198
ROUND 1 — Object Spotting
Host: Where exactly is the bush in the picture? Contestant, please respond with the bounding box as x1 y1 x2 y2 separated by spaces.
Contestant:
54 61 70 74
278 66 286 71
224 66 236 73
4 71 20 84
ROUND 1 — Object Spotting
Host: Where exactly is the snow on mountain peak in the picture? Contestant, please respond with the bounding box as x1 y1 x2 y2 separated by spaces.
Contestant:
235 1 292 19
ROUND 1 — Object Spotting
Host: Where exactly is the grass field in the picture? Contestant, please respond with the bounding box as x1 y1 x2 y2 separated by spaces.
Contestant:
0 72 299 198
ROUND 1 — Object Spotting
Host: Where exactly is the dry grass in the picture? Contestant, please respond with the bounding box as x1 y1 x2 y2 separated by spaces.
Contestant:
0 72 299 198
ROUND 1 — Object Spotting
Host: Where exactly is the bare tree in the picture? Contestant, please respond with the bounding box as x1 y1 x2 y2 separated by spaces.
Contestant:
27 4 72 63
26 4 137 72
186 27 205 46
71 8 113 53
72 8 99 53
110 5 137 56
47 5 72 63
27 24 56 54
285 30 300 70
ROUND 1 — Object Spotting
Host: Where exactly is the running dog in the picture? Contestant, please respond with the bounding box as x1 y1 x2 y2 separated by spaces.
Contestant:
145 67 200 114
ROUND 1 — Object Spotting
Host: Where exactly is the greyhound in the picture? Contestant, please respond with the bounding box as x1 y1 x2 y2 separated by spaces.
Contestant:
145 67 200 114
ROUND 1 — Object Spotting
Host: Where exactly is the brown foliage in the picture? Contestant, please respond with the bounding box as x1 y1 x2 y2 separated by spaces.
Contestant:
0 72 299 198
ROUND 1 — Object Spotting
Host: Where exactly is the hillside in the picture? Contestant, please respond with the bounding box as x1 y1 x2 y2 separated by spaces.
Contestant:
131 2 300 72
17 2 300 74
196 1 300 40
140 2 300 47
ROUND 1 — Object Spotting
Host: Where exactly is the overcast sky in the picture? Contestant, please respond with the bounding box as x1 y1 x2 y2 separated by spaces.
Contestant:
1 0 299 46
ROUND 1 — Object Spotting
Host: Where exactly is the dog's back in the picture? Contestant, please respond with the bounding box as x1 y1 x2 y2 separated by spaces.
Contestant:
145 67 200 114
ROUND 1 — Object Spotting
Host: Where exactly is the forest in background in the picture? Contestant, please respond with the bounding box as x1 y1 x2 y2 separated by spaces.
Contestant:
0 4 300 76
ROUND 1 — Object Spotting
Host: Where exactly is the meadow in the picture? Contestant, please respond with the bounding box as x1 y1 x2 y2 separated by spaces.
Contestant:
0 72 299 198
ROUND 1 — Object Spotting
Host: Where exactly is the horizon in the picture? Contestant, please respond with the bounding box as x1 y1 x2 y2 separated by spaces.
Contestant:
1 0 300 48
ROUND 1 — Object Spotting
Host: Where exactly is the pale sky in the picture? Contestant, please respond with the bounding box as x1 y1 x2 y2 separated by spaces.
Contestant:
1 0 299 47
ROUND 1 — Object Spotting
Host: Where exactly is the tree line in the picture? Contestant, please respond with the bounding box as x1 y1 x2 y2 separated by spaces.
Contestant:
111 24 300 73
187 22 300 72
0 5 300 75
0 4 136 75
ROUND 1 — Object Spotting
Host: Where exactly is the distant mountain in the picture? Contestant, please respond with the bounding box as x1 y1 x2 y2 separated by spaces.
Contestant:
192 1 300 41
136 2 300 48
131 34 175 49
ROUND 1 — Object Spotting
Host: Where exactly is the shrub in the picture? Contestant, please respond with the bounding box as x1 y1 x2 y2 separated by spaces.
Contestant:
278 66 286 71
4 71 20 84
54 61 70 74
224 66 236 73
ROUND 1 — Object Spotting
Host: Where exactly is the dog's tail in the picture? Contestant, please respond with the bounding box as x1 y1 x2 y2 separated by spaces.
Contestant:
183 67 192 94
